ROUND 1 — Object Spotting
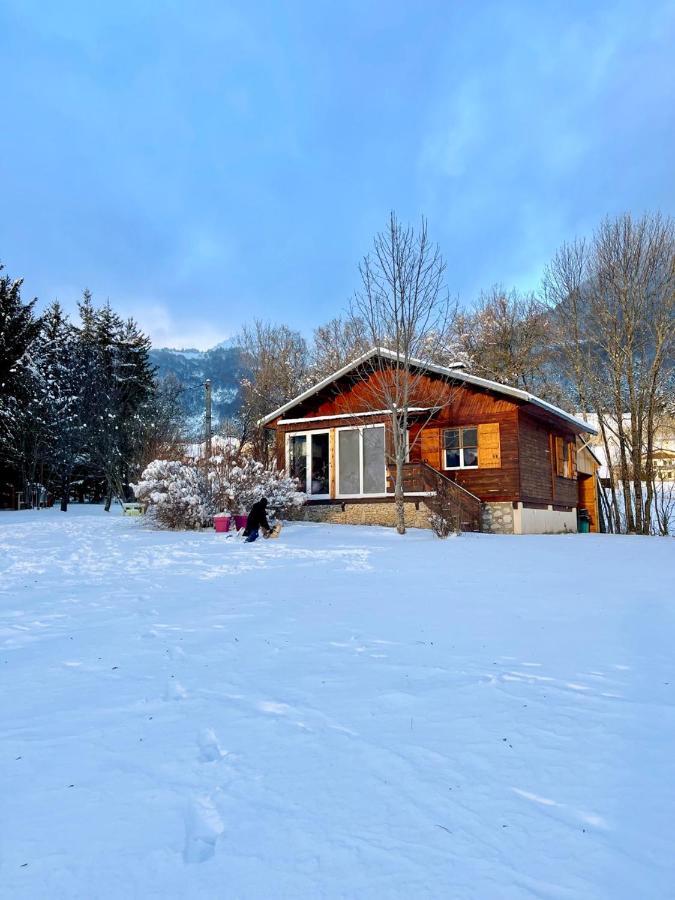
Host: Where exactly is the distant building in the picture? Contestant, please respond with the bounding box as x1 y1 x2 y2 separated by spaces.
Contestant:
575 413 675 483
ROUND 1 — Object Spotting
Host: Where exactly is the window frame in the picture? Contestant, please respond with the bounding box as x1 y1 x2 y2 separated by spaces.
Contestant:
285 429 331 499
442 426 479 471
335 424 388 498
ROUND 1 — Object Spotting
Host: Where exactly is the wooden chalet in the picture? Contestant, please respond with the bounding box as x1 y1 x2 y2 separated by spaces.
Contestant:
262 348 600 534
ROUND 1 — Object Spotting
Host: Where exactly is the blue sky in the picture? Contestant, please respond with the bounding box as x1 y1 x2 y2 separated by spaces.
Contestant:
1 1 674 349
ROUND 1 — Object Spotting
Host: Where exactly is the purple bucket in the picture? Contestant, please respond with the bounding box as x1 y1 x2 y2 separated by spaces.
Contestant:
234 514 248 530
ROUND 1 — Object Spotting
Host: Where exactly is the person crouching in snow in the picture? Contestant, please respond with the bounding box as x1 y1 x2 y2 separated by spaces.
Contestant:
243 497 281 542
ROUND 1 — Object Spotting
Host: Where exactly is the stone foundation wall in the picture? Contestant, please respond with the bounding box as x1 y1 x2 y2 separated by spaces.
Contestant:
292 499 576 535
289 501 433 529
480 501 515 534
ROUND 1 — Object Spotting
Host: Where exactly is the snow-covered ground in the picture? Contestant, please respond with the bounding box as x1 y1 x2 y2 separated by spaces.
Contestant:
1 508 674 899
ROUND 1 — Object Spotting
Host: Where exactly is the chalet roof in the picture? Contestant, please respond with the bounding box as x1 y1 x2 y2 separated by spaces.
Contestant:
260 346 597 435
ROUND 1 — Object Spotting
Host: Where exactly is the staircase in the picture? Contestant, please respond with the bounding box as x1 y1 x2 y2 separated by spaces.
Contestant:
391 461 482 532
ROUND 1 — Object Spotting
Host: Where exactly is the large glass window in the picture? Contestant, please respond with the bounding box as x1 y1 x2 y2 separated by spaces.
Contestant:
289 435 307 491
338 425 386 495
363 427 386 493
287 432 330 496
338 429 360 495
310 432 330 495
443 427 478 469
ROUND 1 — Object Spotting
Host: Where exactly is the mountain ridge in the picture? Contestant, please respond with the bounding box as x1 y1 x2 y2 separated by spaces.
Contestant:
149 342 247 433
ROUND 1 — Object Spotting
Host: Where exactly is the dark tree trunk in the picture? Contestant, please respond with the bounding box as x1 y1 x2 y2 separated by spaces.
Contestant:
60 473 69 512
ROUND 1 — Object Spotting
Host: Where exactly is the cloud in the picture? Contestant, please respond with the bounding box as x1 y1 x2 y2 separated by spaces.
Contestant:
418 79 485 179
120 301 231 350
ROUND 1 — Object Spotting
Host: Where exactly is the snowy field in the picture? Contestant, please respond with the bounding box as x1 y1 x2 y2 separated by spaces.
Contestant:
1 507 674 900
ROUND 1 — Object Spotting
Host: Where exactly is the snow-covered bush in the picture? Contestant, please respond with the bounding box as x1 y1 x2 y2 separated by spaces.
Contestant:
428 512 460 539
208 449 305 516
131 460 214 529
263 467 307 516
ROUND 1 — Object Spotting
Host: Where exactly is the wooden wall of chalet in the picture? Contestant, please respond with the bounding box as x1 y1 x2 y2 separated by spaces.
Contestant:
517 411 578 509
408 384 521 503
276 368 487 422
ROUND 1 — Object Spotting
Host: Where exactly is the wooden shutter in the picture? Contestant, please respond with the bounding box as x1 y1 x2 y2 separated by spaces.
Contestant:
569 441 577 478
555 436 564 476
420 428 441 468
477 423 501 468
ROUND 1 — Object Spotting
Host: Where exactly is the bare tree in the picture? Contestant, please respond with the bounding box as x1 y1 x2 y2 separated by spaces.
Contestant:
455 285 564 404
309 315 370 377
543 212 675 535
350 212 456 534
138 373 188 469
238 320 309 464
653 472 675 536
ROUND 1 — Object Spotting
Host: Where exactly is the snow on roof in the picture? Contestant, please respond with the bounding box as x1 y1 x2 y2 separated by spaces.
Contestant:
260 346 597 434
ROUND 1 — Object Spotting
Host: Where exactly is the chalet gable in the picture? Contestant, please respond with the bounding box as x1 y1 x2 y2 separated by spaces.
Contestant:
262 347 596 436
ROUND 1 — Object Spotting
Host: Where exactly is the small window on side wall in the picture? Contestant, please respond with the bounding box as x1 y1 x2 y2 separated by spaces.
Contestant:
443 427 478 469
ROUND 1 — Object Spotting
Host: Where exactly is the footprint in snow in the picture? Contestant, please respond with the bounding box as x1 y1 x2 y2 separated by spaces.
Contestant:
164 678 188 700
257 700 291 715
198 728 226 762
183 794 224 864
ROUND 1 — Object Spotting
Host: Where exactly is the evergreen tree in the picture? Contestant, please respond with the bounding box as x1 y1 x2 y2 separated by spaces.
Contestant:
2 274 162 509
116 317 156 490
75 295 157 509
0 265 42 500
40 303 87 510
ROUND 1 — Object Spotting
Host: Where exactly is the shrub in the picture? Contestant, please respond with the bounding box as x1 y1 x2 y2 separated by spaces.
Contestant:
428 512 460 539
261 466 307 517
131 460 214 529
428 478 462 538
208 448 306 516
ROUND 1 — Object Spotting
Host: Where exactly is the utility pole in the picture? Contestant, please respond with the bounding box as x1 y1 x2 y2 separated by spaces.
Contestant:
204 379 212 459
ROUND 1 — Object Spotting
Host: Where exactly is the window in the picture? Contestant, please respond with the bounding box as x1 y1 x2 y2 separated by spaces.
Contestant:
289 435 307 490
286 431 330 497
310 432 330 495
443 427 478 469
337 425 386 495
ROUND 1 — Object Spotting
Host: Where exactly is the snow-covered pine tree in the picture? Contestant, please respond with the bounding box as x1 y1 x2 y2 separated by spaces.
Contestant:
75 294 157 509
39 303 88 511
0 265 43 501
93 302 125 509
115 317 156 494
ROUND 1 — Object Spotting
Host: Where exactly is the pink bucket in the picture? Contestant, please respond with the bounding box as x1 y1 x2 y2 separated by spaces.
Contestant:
234 514 248 530
214 515 231 533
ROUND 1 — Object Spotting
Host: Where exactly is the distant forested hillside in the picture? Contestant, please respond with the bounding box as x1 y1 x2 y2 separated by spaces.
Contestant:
149 344 248 434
